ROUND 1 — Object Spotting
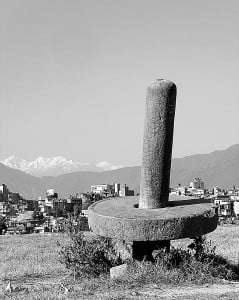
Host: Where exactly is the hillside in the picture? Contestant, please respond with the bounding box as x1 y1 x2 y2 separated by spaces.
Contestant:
0 163 141 199
0 163 45 198
170 144 239 188
0 144 239 199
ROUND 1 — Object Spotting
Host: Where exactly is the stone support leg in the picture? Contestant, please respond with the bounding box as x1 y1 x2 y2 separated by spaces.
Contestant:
132 240 170 261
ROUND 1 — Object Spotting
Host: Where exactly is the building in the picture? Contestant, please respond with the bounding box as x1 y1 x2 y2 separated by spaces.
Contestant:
37 197 46 213
119 184 134 197
173 184 187 196
114 183 120 196
91 183 134 198
25 199 38 211
189 178 205 189
233 200 239 217
0 184 9 202
8 192 20 203
66 195 82 216
44 189 59 214
0 202 10 216
187 188 205 197
91 184 114 197
213 187 221 196
214 195 233 217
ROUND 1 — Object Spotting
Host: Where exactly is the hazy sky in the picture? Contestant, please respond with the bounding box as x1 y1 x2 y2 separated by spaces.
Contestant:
0 0 238 166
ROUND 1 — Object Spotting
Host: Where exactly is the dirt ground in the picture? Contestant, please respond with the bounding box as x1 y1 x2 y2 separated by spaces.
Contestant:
1 279 239 299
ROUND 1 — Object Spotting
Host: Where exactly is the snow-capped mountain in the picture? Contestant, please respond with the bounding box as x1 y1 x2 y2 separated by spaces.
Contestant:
0 156 123 177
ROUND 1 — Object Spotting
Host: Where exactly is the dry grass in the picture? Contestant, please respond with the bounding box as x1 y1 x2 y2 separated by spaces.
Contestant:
0 226 239 299
0 234 67 282
172 225 239 264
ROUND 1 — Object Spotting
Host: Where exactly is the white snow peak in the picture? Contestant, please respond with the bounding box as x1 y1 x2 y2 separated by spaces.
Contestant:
0 156 123 176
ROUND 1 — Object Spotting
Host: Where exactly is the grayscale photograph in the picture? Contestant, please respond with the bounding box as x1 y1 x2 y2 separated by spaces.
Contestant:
0 0 239 299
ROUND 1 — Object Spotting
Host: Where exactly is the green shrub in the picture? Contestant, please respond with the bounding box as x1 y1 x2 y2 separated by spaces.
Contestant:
59 217 122 278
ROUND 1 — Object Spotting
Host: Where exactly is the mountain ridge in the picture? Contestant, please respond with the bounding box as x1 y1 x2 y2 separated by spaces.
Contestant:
0 144 239 199
0 155 123 176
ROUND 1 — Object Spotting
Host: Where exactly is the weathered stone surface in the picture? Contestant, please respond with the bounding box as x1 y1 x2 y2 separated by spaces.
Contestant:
88 79 217 261
88 195 218 242
110 264 128 279
113 239 170 261
139 79 177 209
113 239 133 261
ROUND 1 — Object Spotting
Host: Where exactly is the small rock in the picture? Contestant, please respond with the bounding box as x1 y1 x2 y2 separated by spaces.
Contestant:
110 264 128 279
5 281 13 293
131 291 139 296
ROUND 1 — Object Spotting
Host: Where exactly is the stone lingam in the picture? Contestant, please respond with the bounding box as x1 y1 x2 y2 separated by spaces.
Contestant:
88 79 217 261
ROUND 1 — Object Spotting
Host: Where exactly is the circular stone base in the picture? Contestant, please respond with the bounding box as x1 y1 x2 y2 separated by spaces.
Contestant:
88 195 217 241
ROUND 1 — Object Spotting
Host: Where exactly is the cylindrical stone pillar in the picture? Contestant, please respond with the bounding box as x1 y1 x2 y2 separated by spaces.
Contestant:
139 79 177 209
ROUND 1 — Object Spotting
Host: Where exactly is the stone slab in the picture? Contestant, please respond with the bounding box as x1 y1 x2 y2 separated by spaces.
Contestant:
110 264 128 279
88 195 217 241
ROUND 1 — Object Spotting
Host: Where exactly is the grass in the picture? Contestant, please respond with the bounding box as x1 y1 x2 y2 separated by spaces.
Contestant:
0 226 239 299
172 225 239 264
0 234 67 282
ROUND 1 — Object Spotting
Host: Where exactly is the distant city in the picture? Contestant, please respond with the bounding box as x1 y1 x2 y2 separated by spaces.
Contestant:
0 182 134 235
1 177 239 235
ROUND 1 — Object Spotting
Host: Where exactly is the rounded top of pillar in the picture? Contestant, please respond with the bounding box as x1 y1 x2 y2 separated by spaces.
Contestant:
147 79 176 92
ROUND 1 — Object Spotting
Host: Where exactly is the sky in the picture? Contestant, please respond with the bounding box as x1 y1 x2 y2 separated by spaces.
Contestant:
0 0 239 167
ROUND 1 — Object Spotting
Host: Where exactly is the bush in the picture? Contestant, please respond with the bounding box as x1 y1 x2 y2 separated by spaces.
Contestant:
59 221 239 284
59 217 122 278
124 236 239 285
